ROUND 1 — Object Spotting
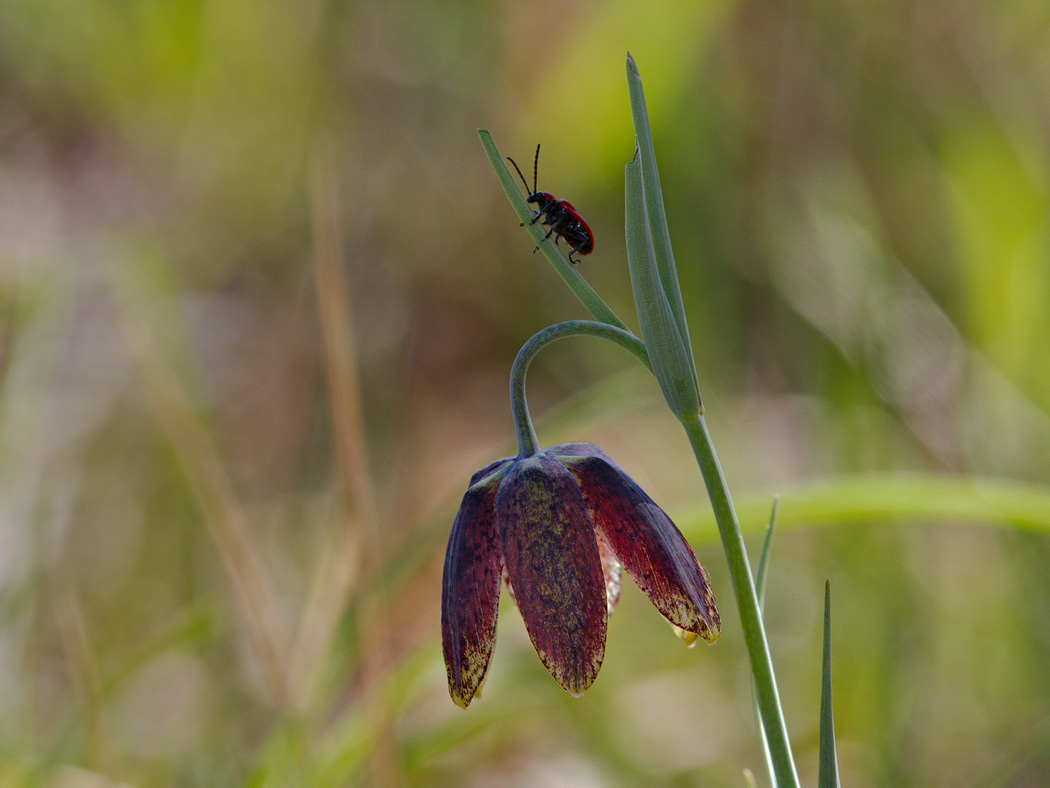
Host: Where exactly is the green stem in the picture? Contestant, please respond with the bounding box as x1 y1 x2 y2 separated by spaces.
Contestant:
682 415 800 788
510 320 651 458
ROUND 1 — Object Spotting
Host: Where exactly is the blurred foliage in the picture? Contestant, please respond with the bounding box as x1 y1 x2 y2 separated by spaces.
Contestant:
2 0 1050 786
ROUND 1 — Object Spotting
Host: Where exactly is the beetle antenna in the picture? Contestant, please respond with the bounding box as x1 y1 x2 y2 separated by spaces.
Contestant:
506 155 532 196
532 144 540 194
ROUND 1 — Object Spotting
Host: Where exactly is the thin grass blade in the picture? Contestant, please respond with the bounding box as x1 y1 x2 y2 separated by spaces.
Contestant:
818 580 841 788
624 53 700 402
752 498 780 788
625 153 701 420
478 130 630 333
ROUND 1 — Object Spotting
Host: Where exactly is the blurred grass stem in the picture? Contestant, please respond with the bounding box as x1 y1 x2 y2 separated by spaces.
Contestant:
288 150 368 701
53 588 111 771
304 148 404 788
119 313 290 707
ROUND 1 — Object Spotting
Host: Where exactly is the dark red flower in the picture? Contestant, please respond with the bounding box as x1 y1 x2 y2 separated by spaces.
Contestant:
441 442 720 707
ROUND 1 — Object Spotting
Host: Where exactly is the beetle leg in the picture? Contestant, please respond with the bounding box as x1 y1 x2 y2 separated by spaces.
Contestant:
530 224 558 255
567 236 590 265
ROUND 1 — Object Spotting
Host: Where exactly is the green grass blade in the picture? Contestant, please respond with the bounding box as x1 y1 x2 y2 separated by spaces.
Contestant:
625 152 700 419
624 53 699 397
478 130 631 333
676 474 1050 542
755 496 779 605
818 580 841 788
752 497 781 788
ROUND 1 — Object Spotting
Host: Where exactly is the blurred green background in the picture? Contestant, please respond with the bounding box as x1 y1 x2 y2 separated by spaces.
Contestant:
3 0 1050 785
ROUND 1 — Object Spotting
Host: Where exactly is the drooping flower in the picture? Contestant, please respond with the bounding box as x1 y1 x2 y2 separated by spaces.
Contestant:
441 442 720 707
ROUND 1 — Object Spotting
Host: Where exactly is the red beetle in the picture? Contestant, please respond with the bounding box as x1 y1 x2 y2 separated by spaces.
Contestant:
507 144 594 265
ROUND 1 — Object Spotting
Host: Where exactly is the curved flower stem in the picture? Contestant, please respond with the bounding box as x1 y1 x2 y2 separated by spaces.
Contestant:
682 414 800 788
510 320 651 459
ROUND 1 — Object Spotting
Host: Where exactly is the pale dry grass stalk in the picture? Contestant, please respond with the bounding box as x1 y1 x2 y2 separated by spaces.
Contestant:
294 147 403 788
286 152 368 701
53 586 112 772
118 314 290 707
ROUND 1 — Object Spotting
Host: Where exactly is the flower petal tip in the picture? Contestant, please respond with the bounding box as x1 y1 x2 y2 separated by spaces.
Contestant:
672 624 699 648
450 694 470 709
449 672 487 708
697 603 722 644
536 646 604 700
558 673 598 699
